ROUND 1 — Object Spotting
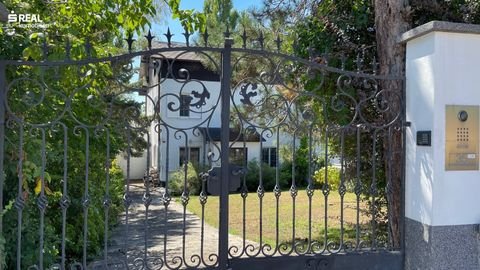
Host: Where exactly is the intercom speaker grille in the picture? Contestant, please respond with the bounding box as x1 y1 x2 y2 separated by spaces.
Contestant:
456 127 469 142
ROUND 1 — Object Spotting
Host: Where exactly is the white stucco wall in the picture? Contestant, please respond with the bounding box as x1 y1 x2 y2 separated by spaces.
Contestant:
116 152 147 180
406 30 480 226
124 55 338 189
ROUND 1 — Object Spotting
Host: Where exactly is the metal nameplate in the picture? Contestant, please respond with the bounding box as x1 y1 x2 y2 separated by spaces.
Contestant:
445 105 479 170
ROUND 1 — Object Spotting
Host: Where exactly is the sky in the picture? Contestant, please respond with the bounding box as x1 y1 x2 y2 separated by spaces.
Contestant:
132 0 263 101
152 0 263 42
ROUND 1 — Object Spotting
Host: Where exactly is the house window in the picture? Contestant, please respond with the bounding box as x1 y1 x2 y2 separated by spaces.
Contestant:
230 147 247 166
179 147 200 166
179 95 190 117
262 147 277 167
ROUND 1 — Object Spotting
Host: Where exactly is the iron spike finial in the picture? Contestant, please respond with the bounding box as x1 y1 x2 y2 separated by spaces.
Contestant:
54 30 61 41
275 35 282 52
145 29 155 50
322 48 329 66
356 52 363 72
164 27 173 48
307 46 314 61
85 38 92 58
42 33 48 60
65 37 71 60
224 24 230 38
258 31 264 50
340 53 346 70
241 28 248 49
125 32 135 53
203 28 209 47
182 26 190 47
372 56 378 75
292 39 299 55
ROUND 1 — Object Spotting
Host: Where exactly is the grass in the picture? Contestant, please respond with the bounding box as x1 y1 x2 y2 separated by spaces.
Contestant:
185 190 371 247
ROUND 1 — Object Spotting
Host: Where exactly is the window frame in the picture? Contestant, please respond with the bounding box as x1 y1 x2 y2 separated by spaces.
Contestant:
179 147 200 166
261 147 277 167
229 147 248 166
179 94 190 117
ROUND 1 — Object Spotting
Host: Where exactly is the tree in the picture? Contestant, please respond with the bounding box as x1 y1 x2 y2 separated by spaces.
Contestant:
0 1 205 268
374 0 480 249
373 0 409 250
256 0 480 248
204 0 240 35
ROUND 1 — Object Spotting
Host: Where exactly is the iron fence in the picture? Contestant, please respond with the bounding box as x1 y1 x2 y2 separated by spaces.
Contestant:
0 29 405 270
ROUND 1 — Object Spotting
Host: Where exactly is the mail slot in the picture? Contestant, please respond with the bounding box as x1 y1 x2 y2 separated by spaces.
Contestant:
445 105 479 170
207 166 243 195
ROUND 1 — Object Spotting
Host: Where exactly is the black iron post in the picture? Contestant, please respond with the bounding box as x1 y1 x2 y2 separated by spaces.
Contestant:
219 38 233 269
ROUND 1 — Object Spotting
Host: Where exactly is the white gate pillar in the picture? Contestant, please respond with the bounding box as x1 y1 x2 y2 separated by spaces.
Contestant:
401 21 480 269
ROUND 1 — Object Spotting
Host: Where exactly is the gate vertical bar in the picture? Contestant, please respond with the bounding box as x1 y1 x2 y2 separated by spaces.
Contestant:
219 38 233 269
401 78 407 265
0 63 5 270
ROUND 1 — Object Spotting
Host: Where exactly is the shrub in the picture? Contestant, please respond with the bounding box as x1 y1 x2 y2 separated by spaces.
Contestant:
313 165 341 190
279 160 294 186
168 162 201 196
246 159 288 192
279 138 326 188
294 137 309 186
1 157 125 268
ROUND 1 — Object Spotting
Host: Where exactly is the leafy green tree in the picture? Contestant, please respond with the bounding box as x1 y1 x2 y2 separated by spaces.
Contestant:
0 0 205 268
204 0 239 36
256 0 480 249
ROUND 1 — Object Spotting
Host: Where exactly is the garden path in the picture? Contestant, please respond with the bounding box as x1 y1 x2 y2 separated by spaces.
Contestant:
91 181 256 269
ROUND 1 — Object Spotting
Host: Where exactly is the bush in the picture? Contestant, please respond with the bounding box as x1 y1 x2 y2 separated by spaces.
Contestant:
313 165 341 190
169 162 201 196
279 138 326 188
279 160 294 186
1 157 126 268
246 159 288 192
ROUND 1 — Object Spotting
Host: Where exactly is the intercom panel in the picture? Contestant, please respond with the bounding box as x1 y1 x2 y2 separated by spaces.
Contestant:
445 105 479 171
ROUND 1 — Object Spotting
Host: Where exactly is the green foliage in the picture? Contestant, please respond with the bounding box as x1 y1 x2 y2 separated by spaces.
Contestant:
197 0 281 88
201 0 240 46
245 159 288 191
313 165 341 191
169 162 202 196
0 0 205 61
295 0 375 58
2 200 59 268
0 0 204 267
278 160 294 186
275 138 326 188
253 0 480 249
1 1 152 60
168 0 206 32
2 137 127 268
294 137 310 187
410 0 480 26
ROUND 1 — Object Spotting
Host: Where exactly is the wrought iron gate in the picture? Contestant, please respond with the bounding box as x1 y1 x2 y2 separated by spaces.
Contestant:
0 31 405 270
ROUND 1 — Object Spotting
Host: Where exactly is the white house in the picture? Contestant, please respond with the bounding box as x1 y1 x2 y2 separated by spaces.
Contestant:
116 41 338 186
134 42 303 185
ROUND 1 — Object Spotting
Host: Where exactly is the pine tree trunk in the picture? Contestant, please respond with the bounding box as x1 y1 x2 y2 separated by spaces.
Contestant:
374 0 410 248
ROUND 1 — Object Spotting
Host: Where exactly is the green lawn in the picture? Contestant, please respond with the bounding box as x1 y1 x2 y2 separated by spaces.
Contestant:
185 190 371 246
